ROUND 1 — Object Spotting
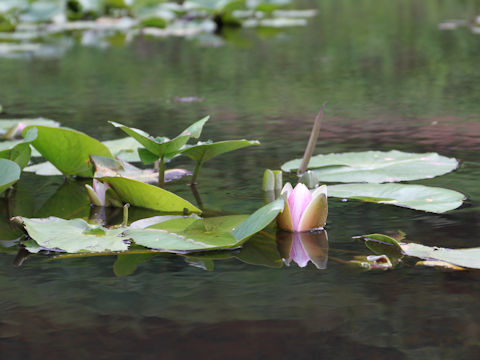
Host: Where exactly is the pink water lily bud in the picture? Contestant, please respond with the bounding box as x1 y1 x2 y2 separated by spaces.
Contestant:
85 179 110 206
277 182 328 232
3 122 27 140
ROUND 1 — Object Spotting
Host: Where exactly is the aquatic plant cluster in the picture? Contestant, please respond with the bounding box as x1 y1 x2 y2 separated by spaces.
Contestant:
0 0 317 58
0 103 474 273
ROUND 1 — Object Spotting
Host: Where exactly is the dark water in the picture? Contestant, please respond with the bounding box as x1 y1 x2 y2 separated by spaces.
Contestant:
1 0 480 359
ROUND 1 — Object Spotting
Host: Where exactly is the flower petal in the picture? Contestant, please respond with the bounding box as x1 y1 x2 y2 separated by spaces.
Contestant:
290 233 310 267
92 179 108 206
277 192 294 231
85 184 104 206
288 183 312 231
280 182 293 197
298 185 328 231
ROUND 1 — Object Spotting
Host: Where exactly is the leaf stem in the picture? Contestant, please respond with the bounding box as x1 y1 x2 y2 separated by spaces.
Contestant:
158 155 165 188
191 152 206 185
298 103 327 176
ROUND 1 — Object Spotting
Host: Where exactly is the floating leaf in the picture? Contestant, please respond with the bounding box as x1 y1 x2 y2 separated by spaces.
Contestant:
98 176 201 213
25 126 114 177
102 137 144 162
109 116 208 159
328 183 465 213
125 215 248 251
181 139 260 183
14 217 130 253
281 150 458 183
360 233 480 270
181 139 260 163
23 161 62 176
415 260 465 271
91 155 190 183
401 243 480 270
0 159 21 195
232 198 284 241
0 118 59 137
0 128 37 169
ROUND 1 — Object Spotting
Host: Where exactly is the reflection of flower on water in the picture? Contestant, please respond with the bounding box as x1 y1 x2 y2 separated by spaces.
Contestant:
277 183 328 232
277 230 329 269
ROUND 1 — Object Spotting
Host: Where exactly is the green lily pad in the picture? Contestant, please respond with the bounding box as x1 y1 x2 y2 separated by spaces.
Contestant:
25 126 114 178
91 155 190 183
0 158 21 195
328 183 465 213
281 150 458 183
102 137 144 162
23 161 62 176
0 128 37 169
180 139 260 162
0 118 59 136
361 233 480 270
125 214 249 252
232 198 284 241
14 216 130 253
109 116 208 159
99 176 201 213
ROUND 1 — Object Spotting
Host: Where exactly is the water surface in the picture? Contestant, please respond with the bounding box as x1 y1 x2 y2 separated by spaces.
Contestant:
1 1 480 359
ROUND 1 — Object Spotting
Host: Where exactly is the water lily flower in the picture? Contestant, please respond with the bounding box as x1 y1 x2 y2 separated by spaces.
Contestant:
3 122 27 140
277 182 328 232
85 179 122 207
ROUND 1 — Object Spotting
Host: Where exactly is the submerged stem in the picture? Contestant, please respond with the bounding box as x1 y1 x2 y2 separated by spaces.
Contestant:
158 156 165 188
298 103 327 176
123 203 130 227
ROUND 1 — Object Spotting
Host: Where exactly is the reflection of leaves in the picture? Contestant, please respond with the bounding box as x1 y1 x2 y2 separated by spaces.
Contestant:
34 179 90 219
235 232 282 268
113 252 156 277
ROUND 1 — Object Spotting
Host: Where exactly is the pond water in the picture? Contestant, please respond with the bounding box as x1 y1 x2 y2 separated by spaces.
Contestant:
1 0 480 359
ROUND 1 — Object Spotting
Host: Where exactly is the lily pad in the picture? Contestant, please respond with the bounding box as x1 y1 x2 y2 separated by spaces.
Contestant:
0 128 37 169
25 125 114 177
125 214 249 251
361 233 480 270
91 155 190 183
99 176 201 213
281 150 458 183
180 139 260 163
23 161 62 176
14 216 130 253
109 116 208 159
0 118 59 136
232 198 284 241
0 158 21 195
102 137 144 162
328 183 465 213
